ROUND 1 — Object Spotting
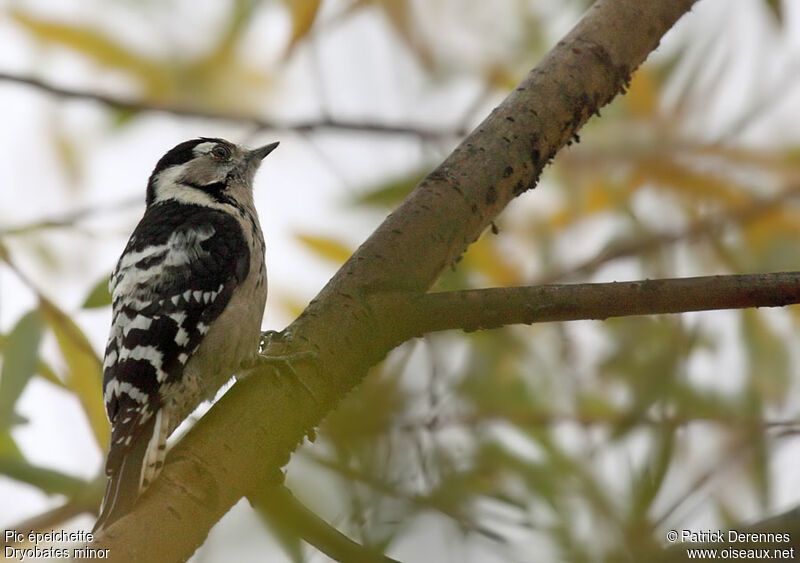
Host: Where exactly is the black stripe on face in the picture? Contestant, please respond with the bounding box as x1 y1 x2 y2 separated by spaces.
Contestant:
192 181 227 197
146 138 226 205
181 180 243 211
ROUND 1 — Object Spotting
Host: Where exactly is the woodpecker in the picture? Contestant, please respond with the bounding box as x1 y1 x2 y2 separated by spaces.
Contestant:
94 137 277 531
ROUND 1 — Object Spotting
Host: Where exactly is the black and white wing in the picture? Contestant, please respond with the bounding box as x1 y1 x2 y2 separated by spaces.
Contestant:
96 201 248 529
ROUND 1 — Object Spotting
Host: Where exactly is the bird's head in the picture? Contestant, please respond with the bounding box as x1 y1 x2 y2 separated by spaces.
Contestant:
145 138 279 208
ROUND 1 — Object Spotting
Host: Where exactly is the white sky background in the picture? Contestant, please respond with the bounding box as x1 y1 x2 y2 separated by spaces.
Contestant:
2 0 800 561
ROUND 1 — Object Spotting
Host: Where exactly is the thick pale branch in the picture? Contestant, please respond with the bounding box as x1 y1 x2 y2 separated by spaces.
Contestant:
0 72 463 139
89 1 698 560
404 272 800 335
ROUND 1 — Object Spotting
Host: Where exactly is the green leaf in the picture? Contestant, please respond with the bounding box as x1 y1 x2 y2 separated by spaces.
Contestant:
109 107 140 129
352 170 426 209
0 457 88 496
40 300 109 450
0 310 43 430
0 430 23 460
81 274 112 309
36 359 66 389
254 495 304 563
742 309 789 404
630 429 674 520
764 0 783 25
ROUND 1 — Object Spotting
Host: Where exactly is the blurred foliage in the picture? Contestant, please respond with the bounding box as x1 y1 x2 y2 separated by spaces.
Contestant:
39 300 109 449
81 274 113 310
2 0 800 562
295 233 353 265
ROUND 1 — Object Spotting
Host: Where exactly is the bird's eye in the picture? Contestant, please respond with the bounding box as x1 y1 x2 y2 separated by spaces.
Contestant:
211 145 231 159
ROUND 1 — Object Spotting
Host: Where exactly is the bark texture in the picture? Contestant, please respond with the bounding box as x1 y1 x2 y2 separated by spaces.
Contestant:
88 0 699 560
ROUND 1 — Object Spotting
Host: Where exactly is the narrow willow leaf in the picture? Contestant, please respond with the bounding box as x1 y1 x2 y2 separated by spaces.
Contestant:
52 125 82 186
10 9 170 96
632 157 747 206
461 236 522 286
625 67 658 117
0 310 43 430
37 359 66 388
278 295 309 320
380 0 433 69
0 457 88 496
742 309 789 404
285 0 322 55
631 429 674 519
352 170 426 209
764 0 783 25
0 430 23 459
295 233 353 264
81 274 112 309
40 301 109 449
255 504 304 563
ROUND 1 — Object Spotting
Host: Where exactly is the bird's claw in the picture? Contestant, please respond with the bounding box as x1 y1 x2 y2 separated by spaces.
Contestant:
242 346 320 403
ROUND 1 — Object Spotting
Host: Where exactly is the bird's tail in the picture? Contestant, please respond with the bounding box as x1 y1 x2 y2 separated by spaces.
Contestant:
93 409 169 532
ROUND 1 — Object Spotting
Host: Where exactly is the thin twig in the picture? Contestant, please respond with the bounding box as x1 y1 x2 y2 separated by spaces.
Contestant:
0 72 467 140
9 501 94 538
248 484 402 563
0 196 141 237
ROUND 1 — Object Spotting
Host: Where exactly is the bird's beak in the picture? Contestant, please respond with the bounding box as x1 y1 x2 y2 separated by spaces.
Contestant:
248 141 279 163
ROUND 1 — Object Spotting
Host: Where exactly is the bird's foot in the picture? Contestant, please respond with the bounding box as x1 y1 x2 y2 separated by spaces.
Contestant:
241 329 319 402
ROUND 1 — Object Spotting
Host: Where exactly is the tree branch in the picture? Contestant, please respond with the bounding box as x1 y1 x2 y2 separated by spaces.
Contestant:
402 272 800 335
0 197 140 237
249 485 401 563
87 1 699 560
0 72 464 139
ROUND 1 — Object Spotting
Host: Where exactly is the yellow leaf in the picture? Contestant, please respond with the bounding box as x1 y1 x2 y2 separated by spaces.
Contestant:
584 180 616 213
461 235 521 286
340 0 432 67
185 0 272 111
36 359 66 389
380 0 434 69
626 67 658 117
485 64 519 91
285 0 322 55
52 123 82 187
39 300 108 450
546 179 618 232
278 295 310 320
11 10 170 97
631 157 748 206
547 207 571 230
295 233 353 264
743 208 800 251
